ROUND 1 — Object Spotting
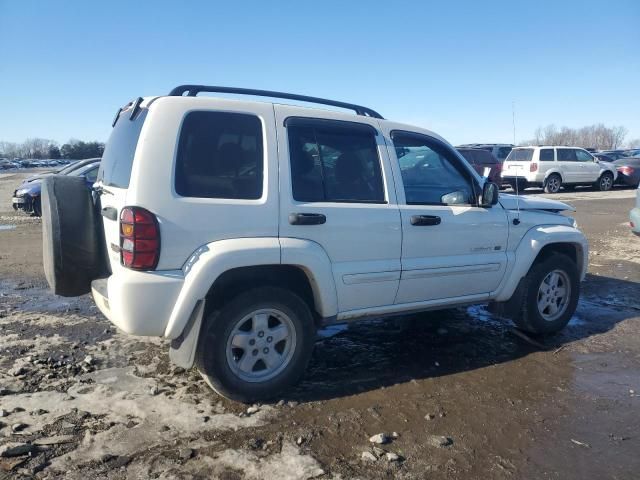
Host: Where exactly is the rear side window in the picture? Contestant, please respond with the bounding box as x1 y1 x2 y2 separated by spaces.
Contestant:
505 148 533 162
99 109 148 188
287 122 384 203
175 111 263 199
457 150 477 165
539 148 554 161
475 150 496 165
557 149 578 162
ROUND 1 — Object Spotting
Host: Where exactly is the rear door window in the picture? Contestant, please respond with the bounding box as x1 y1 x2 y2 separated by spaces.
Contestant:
175 111 264 199
557 149 578 162
287 122 384 203
539 148 554 161
99 110 148 188
505 149 533 162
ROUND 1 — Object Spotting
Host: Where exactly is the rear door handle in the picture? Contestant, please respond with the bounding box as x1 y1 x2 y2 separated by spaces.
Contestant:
289 213 326 225
410 215 441 226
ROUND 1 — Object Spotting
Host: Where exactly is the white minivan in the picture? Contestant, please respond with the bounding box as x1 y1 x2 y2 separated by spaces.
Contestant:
502 146 617 193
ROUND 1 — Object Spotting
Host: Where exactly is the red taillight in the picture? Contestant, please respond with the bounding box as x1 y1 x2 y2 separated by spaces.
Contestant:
530 163 538 172
120 207 160 270
617 166 635 176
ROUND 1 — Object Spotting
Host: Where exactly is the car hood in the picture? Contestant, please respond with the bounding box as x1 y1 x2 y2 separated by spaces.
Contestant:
498 193 574 213
23 172 54 184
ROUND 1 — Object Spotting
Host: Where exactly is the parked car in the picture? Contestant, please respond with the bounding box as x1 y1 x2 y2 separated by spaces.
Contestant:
12 159 100 216
613 157 640 187
502 146 618 193
457 143 514 161
594 153 615 163
20 158 100 185
41 86 588 401
456 147 502 184
631 185 640 236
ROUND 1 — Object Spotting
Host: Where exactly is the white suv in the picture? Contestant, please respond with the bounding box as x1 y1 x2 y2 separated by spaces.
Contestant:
41 86 588 402
502 146 617 193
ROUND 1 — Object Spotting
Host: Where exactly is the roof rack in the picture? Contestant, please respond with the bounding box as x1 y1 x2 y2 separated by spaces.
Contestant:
167 85 384 119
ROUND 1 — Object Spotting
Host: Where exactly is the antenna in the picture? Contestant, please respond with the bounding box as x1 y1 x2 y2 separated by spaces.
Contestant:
513 165 521 225
512 100 516 145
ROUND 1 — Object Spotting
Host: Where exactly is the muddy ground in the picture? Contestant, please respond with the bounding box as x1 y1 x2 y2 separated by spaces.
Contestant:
0 171 639 479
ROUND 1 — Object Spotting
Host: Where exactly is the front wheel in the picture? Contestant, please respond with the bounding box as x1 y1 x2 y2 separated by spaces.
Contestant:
513 253 579 334
196 287 316 402
597 172 614 191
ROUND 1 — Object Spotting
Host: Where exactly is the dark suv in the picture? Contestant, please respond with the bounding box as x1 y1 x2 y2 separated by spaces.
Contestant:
457 148 502 184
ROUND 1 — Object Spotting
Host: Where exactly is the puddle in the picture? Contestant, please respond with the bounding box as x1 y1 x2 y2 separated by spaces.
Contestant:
0 224 16 230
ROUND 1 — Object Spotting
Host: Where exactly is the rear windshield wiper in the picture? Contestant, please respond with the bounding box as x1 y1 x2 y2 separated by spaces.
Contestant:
93 184 114 196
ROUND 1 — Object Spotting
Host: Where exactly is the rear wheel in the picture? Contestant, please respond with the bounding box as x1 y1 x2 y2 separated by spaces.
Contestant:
512 253 579 334
544 174 562 194
196 287 316 402
596 172 614 191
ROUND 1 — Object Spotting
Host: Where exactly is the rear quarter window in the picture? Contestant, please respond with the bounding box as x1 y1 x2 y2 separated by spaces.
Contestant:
539 148 554 161
98 109 148 188
175 111 263 200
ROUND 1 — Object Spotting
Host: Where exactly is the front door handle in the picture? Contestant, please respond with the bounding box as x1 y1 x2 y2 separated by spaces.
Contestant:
289 213 327 225
410 215 441 226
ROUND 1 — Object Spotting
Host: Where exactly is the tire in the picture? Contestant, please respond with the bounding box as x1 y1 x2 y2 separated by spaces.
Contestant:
31 197 41 217
544 174 562 194
196 287 316 402
41 175 107 297
512 253 579 335
596 172 614 191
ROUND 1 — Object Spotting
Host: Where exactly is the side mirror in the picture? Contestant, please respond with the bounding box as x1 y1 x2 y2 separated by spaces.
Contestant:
480 182 499 207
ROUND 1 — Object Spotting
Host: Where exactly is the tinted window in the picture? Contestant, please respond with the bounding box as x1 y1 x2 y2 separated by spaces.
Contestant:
84 166 99 183
475 150 497 165
575 150 593 162
393 133 476 205
457 150 478 165
99 110 148 188
557 149 578 162
288 123 384 203
497 146 512 160
539 148 554 162
175 111 263 199
506 149 534 162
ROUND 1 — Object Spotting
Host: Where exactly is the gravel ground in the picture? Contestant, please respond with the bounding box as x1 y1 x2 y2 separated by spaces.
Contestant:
1 172 639 479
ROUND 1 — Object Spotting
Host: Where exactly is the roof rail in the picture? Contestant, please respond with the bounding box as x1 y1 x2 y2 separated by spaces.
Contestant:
167 85 384 119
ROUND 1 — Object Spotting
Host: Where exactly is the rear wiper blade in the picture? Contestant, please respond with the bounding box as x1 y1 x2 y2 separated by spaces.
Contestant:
93 184 114 196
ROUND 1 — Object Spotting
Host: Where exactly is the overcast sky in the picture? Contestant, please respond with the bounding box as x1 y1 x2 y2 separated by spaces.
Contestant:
1 0 639 146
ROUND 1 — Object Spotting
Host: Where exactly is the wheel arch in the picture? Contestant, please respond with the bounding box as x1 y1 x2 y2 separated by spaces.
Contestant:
543 169 564 183
494 225 588 302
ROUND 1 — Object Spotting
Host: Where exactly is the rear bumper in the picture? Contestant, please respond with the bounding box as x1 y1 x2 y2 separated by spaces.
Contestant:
91 268 184 337
616 175 640 186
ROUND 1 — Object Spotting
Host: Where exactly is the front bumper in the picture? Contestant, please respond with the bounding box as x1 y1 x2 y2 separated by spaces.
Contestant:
91 267 185 337
12 195 30 211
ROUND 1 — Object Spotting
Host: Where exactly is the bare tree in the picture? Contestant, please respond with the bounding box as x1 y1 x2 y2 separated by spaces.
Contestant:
522 124 627 150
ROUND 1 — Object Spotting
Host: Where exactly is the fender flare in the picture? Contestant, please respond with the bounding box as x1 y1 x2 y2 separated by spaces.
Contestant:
493 224 588 302
164 237 339 339
164 238 281 339
543 169 564 183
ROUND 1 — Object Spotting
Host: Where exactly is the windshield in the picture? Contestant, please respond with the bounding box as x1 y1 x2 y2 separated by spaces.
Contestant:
98 109 148 188
505 148 534 162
